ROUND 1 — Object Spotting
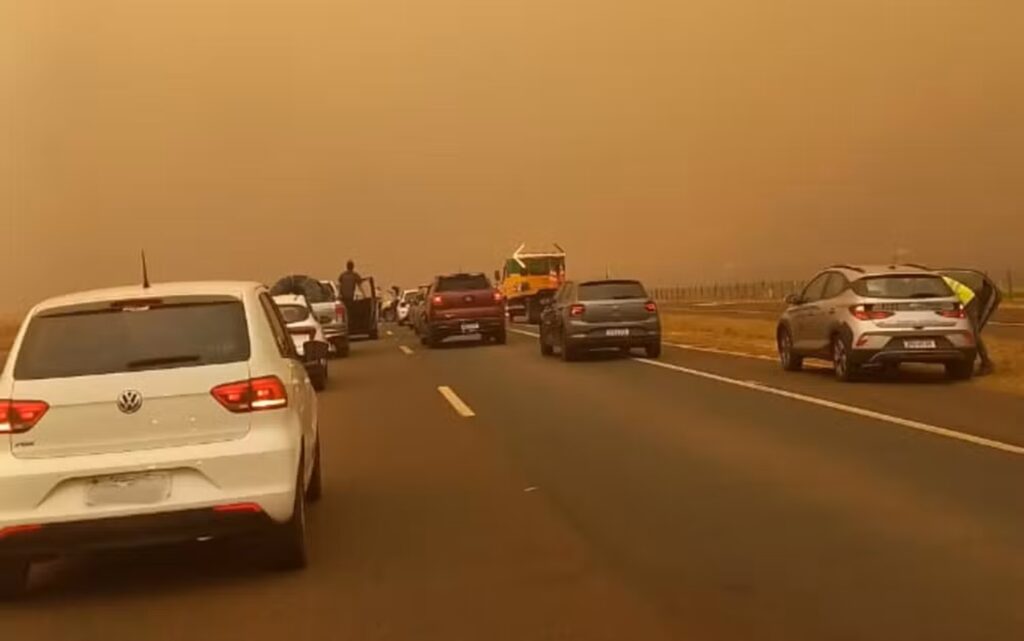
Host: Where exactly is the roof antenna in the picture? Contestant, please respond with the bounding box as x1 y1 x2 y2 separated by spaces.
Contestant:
141 250 151 289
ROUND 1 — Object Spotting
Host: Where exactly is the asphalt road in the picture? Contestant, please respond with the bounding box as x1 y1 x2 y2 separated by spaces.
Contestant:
3 328 1024 640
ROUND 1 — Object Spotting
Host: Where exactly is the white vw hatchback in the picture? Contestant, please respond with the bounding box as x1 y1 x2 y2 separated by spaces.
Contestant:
0 282 322 597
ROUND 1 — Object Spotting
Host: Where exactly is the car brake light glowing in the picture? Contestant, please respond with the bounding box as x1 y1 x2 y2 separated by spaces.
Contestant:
0 524 43 540
569 304 585 317
645 301 658 313
937 305 966 319
211 376 288 413
493 291 504 303
849 305 894 321
0 400 49 434
213 502 263 514
432 295 444 307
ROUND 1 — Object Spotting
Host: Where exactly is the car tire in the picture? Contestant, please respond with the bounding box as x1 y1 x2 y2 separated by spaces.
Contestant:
494 329 507 345
334 338 350 359
0 558 30 600
561 337 579 362
267 465 308 571
778 328 803 372
426 332 441 349
945 360 974 381
645 342 662 359
369 328 380 341
306 436 323 503
311 362 328 392
832 334 859 382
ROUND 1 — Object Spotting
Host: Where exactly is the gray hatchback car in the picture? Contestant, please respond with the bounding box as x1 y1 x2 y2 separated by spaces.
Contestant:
777 265 977 381
539 279 662 361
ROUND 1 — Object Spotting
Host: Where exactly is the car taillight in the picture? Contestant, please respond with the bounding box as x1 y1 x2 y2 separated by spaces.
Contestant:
569 304 585 317
432 295 444 307
0 524 43 540
211 376 288 413
937 305 966 319
213 502 263 514
849 305 894 321
335 303 346 321
493 291 504 303
0 400 49 434
645 300 658 313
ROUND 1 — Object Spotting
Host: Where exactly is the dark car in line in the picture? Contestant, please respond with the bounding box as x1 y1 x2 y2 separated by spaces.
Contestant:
421 273 507 347
539 279 662 361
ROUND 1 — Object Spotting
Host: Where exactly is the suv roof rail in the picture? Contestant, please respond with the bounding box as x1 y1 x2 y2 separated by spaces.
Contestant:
899 263 931 271
827 264 865 273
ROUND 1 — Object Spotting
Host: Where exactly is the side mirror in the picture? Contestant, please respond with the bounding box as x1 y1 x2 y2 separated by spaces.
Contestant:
303 340 329 366
784 294 803 306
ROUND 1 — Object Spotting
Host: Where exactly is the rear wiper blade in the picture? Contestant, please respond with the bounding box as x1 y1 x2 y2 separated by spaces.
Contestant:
127 355 202 369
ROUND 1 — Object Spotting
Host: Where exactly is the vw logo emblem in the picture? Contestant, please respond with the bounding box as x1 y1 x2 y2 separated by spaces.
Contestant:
117 389 143 415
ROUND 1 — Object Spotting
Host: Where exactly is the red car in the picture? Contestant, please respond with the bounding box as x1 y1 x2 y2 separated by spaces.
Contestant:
421 273 507 347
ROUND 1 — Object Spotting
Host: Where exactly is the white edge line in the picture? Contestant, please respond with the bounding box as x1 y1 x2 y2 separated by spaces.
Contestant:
399 345 414 355
438 386 476 418
635 357 1024 456
509 327 1024 456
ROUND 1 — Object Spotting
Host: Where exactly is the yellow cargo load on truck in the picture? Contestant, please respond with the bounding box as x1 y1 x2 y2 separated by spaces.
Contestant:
496 244 567 324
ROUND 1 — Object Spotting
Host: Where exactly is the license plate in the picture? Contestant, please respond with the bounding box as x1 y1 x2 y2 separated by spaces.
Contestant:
86 472 172 507
903 339 937 349
605 328 630 337
461 322 481 334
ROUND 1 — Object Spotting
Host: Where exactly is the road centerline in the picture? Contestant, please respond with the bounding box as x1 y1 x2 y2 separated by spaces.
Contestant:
438 386 476 418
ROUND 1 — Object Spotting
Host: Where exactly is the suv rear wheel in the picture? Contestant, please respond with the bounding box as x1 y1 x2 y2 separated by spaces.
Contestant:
945 360 974 381
778 327 803 371
0 558 30 600
267 463 309 571
832 335 859 382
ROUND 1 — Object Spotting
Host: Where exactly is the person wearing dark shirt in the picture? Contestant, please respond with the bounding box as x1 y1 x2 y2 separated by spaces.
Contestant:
338 260 365 303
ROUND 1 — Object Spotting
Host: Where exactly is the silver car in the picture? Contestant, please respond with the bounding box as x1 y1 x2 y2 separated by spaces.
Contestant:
776 265 977 381
540 279 662 361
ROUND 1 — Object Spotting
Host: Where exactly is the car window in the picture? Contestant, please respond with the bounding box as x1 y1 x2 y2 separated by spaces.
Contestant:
277 304 310 324
822 273 849 300
15 300 250 380
578 281 648 301
436 275 491 292
801 273 830 302
851 275 953 299
259 293 295 358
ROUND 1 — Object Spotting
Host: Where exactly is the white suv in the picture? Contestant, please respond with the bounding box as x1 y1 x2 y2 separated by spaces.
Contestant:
0 282 322 598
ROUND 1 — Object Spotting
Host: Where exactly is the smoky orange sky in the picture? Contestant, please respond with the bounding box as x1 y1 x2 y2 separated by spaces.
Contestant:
2 0 1022 312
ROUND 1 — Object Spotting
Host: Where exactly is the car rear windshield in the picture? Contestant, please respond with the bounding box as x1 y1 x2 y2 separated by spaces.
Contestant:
14 301 251 380
851 276 953 299
436 275 490 292
578 281 648 301
278 304 310 324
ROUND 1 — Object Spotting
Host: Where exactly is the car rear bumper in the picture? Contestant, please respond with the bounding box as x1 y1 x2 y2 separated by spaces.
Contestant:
568 331 661 350
0 506 277 559
0 425 302 543
428 317 506 337
853 347 977 366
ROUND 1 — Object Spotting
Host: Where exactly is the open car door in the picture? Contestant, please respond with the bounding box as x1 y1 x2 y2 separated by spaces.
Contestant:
346 276 380 340
936 268 1002 331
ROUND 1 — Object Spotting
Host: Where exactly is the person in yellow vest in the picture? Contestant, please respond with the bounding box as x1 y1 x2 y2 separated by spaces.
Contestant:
942 275 993 375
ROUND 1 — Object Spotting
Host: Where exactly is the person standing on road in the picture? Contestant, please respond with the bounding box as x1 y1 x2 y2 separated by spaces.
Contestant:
943 274 994 375
338 260 366 304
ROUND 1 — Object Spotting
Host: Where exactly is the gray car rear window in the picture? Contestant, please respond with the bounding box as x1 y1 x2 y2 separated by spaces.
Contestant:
851 276 953 299
437 275 491 292
14 301 251 380
578 281 648 301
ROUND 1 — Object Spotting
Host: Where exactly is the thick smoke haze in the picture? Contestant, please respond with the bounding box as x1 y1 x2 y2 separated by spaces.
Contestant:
3 0 1022 312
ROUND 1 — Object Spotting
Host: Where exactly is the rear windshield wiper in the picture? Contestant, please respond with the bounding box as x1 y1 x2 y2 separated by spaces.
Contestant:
126 355 203 369
908 293 943 299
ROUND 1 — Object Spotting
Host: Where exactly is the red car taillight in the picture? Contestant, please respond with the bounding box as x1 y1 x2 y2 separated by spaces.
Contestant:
211 376 288 413
645 300 658 313
335 303 346 321
569 304 585 317
937 305 966 319
0 524 43 540
213 502 263 514
289 327 316 342
849 305 894 321
0 400 49 434
432 295 444 307
493 291 504 303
